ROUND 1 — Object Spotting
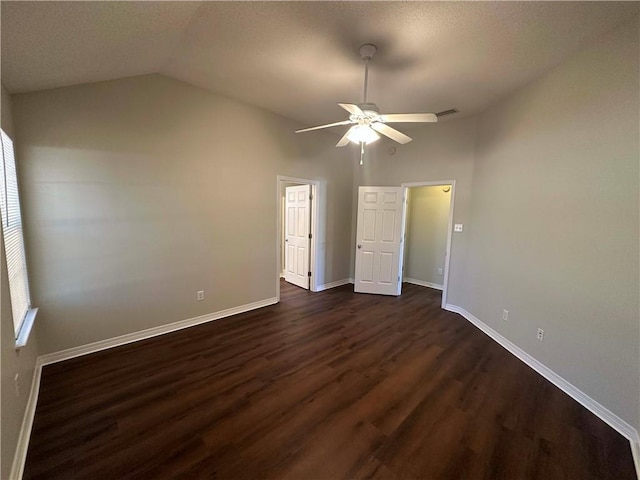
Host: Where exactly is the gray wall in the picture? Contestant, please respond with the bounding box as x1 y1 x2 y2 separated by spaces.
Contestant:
404 186 451 286
352 115 478 307
1 83 40 480
13 74 354 354
464 18 639 429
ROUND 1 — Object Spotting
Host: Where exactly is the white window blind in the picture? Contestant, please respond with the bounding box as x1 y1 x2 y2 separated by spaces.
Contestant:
0 129 32 338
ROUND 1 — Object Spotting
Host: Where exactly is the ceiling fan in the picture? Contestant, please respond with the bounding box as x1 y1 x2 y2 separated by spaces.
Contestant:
295 43 439 164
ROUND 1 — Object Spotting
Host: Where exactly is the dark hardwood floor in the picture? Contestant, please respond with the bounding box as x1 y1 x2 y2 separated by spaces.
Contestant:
24 281 636 479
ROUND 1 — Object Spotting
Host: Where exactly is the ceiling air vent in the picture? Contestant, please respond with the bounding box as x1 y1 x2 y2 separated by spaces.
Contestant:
436 108 460 117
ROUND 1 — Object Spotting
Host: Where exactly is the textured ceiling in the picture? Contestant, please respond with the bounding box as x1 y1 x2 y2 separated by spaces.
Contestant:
2 1 638 128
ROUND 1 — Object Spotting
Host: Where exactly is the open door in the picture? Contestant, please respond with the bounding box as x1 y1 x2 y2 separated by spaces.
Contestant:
284 184 311 289
354 186 407 295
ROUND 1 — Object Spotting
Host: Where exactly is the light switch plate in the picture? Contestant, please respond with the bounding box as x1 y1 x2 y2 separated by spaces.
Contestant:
454 224 463 232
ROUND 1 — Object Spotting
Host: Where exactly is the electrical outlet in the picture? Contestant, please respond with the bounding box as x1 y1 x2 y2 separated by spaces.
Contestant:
502 309 509 321
14 373 20 397
537 328 544 341
454 224 463 232
437 268 443 275
196 290 205 301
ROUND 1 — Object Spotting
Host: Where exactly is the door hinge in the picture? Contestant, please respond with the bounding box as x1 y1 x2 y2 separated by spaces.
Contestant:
308 271 312 277
309 233 312 239
398 276 400 282
309 194 313 200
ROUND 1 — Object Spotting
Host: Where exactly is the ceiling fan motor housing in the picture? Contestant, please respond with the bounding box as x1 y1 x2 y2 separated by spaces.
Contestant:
358 103 380 115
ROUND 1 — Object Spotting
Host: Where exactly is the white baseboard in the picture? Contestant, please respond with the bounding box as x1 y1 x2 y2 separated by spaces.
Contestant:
631 431 640 480
404 278 443 291
9 358 43 480
316 278 352 292
445 303 640 479
40 297 278 366
11 296 278 479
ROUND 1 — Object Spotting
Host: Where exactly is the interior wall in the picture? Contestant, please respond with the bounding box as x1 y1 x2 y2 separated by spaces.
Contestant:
1 83 40 480
404 186 451 287
464 17 639 429
12 74 354 354
351 115 477 306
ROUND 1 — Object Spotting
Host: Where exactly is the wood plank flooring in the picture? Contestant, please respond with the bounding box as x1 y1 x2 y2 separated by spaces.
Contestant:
24 281 636 479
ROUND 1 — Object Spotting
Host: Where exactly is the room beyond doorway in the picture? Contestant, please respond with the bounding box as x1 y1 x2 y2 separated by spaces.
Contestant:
402 181 456 308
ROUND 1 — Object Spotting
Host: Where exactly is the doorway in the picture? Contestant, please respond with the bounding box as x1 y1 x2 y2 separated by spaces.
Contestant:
283 184 312 289
276 176 319 301
353 186 407 296
402 181 456 308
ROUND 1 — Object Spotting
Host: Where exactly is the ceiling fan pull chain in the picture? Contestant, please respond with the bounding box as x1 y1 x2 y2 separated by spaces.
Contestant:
360 142 365 165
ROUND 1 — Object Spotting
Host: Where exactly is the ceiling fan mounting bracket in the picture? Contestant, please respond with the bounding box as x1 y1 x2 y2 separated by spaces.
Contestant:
359 44 377 61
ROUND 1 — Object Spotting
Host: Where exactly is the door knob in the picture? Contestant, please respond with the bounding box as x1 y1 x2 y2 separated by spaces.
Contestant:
357 244 362 249
285 239 288 242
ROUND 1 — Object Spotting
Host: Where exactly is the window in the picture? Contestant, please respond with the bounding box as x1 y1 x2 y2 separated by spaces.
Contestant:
1 128 36 346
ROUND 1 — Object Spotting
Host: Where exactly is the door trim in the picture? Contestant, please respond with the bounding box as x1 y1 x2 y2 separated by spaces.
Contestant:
401 180 456 309
276 175 320 301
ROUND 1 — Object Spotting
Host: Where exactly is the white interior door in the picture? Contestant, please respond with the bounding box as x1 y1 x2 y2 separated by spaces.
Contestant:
354 186 407 295
284 185 311 289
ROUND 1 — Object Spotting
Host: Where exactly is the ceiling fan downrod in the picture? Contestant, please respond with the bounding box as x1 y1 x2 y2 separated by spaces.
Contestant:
360 44 376 105
359 44 376 165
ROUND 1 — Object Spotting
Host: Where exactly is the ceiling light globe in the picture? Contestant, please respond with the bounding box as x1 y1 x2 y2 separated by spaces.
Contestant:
347 125 380 145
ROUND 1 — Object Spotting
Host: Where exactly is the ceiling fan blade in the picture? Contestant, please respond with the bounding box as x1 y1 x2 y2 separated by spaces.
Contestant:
295 120 354 133
338 103 364 116
379 113 438 123
336 128 353 147
371 122 413 144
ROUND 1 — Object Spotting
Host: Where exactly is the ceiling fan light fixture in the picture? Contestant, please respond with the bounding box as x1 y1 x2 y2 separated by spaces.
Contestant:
347 125 380 145
294 43 445 165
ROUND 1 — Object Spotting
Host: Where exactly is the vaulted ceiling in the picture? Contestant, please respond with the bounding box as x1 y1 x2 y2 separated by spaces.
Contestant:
2 1 637 128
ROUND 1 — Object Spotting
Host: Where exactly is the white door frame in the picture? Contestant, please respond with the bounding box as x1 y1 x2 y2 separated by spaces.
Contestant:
401 180 456 309
276 175 319 301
